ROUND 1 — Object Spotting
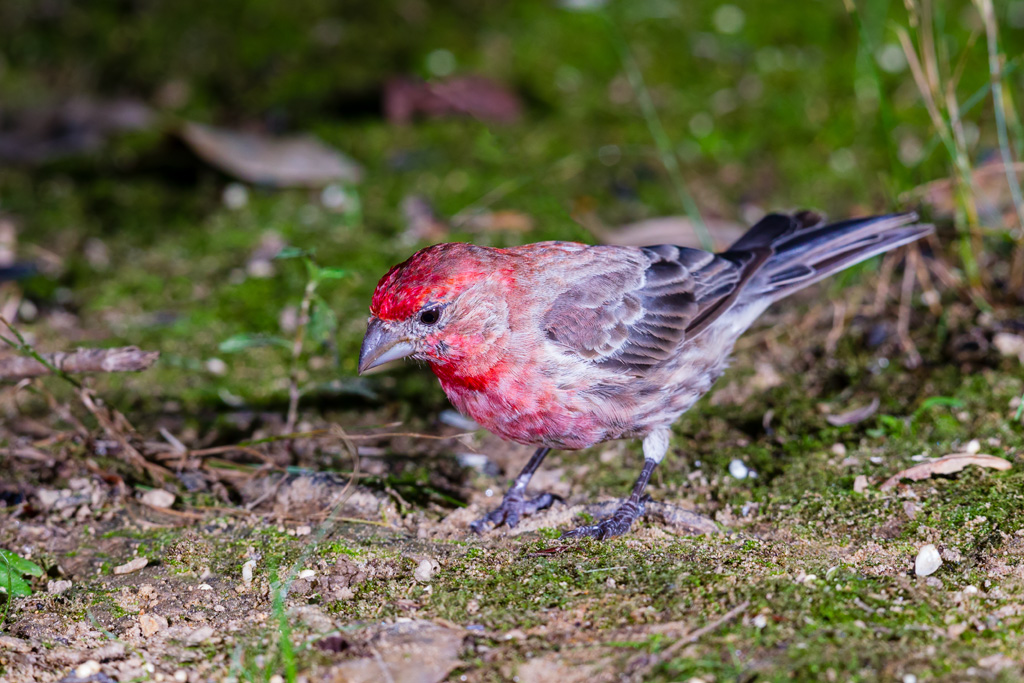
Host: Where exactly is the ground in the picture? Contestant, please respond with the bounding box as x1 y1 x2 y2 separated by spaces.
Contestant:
2 0 1024 681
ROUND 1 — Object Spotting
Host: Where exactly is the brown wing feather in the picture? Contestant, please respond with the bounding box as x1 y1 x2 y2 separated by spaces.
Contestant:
542 242 770 372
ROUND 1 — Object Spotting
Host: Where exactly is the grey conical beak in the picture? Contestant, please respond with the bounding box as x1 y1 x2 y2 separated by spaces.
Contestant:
358 318 416 374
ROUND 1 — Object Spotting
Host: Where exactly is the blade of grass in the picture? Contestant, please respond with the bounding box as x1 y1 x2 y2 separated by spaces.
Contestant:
603 14 712 251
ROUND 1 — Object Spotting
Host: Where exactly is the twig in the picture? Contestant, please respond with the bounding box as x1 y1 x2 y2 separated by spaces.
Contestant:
825 300 847 356
78 388 171 482
284 278 317 435
897 247 922 368
650 600 750 664
911 243 943 315
0 346 158 380
872 250 898 316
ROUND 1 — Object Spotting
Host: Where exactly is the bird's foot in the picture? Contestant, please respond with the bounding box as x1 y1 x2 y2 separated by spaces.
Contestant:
561 495 650 540
470 487 560 533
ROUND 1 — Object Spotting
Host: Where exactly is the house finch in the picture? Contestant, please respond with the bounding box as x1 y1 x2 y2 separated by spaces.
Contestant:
359 211 932 539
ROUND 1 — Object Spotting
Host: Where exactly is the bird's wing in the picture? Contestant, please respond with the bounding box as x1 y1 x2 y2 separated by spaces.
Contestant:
542 242 772 372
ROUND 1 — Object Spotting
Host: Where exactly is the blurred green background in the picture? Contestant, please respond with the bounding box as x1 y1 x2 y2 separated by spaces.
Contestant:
0 0 1021 410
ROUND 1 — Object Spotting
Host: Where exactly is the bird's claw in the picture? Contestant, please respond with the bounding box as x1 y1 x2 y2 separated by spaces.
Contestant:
561 495 649 540
470 489 560 533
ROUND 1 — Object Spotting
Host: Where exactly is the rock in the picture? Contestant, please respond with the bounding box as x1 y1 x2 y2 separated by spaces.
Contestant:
242 559 256 585
728 459 750 480
139 613 168 638
853 475 869 493
140 489 176 508
414 558 439 583
0 635 32 653
915 544 942 577
993 332 1024 362
328 620 463 683
186 626 215 645
48 579 73 594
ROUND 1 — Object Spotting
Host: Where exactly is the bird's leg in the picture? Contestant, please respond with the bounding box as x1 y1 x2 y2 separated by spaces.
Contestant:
562 429 669 540
470 447 560 532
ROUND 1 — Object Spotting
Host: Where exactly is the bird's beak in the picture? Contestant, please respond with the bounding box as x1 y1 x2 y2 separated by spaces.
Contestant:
358 317 416 374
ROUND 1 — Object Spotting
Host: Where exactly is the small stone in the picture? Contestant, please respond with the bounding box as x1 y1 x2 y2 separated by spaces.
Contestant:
295 525 312 536
869 456 883 465
903 675 917 683
186 626 215 645
174 671 188 682
965 439 981 454
113 557 149 575
753 614 768 629
139 613 168 637
205 358 228 376
605 577 616 589
993 332 1024 362
853 475 869 493
141 489 176 508
48 579 73 594
75 660 101 678
915 544 942 577
197 583 213 591
242 559 256 585
0 635 32 653
269 675 285 683
963 585 979 594
831 443 847 458
728 459 749 480
414 558 439 583
222 183 249 209
298 569 316 579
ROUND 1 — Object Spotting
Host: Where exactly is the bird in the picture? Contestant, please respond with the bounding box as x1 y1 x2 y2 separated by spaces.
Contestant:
359 211 932 539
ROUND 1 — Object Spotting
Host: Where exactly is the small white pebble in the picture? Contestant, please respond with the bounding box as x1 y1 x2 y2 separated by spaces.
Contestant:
853 475 869 493
174 671 188 682
269 676 285 683
728 459 749 480
141 489 176 509
831 443 847 457
214 604 225 612
414 558 439 583
197 583 212 591
222 183 249 209
869 456 884 465
298 569 316 580
963 585 979 594
915 544 942 577
753 614 768 629
903 675 917 683
965 439 981 454
75 661 101 678
242 559 256 585
295 525 312 536
205 358 228 376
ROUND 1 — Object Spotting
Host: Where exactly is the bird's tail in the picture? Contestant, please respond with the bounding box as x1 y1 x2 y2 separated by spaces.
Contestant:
729 211 933 303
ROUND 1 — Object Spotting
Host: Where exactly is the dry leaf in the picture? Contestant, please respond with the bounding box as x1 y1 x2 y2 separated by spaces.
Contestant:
0 97 154 163
461 209 534 233
180 122 362 188
385 75 523 124
595 216 747 250
879 453 1012 491
826 397 880 427
904 159 1024 229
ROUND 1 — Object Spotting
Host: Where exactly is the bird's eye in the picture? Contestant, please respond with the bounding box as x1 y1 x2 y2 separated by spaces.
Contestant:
419 308 440 325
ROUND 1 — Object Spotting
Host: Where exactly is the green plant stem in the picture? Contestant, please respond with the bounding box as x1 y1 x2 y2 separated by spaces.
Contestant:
604 15 712 251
